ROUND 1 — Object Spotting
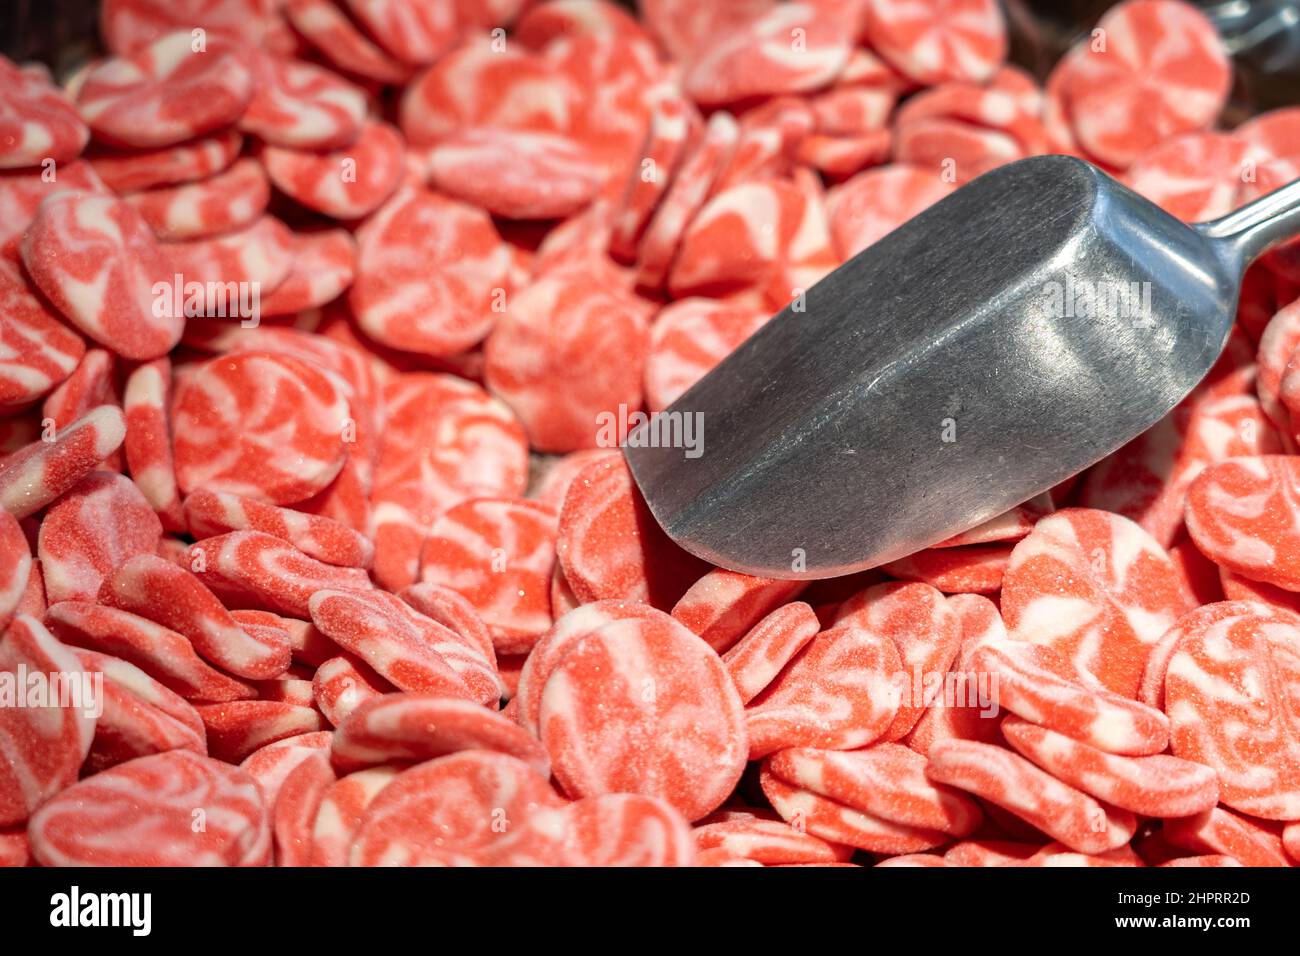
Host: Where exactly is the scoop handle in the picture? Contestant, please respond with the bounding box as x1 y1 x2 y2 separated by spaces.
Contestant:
1196 175 1300 272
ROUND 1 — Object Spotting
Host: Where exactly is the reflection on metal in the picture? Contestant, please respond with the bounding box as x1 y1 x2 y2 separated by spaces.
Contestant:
626 156 1300 579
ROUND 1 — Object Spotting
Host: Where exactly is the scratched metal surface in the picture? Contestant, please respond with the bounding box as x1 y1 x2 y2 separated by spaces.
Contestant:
626 155 1242 578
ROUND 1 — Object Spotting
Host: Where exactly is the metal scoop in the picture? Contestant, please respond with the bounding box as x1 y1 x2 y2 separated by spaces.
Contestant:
624 155 1300 579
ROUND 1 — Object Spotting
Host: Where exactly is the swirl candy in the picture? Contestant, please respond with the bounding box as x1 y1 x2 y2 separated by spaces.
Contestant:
1 0 1297 871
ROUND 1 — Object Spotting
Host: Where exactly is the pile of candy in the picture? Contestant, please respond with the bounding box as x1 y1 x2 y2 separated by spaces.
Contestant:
1 0 1298 867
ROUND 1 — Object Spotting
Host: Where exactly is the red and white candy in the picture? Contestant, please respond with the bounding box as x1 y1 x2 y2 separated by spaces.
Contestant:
2 0 1294 870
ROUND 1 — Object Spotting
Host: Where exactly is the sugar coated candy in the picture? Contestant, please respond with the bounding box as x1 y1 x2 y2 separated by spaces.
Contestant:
2 0 1293 871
